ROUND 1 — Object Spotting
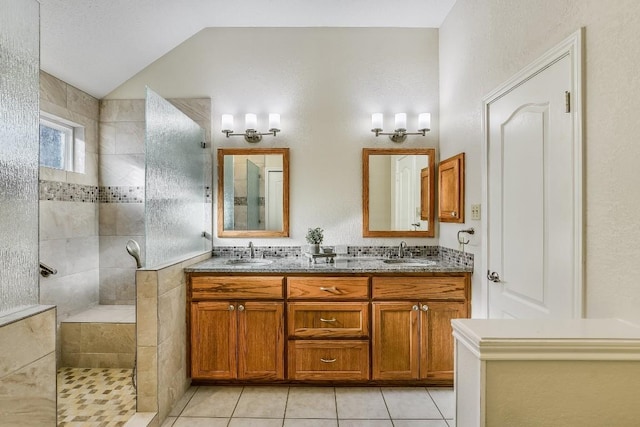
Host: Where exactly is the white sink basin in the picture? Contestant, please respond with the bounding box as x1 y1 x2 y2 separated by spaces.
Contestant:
382 259 436 266
225 259 273 266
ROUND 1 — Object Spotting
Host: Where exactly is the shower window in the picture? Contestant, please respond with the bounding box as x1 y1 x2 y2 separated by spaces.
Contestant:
39 114 85 173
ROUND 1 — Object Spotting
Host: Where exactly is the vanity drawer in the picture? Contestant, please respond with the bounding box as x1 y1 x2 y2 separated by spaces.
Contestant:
372 276 466 300
287 277 369 299
191 276 284 300
288 340 369 381
288 302 369 338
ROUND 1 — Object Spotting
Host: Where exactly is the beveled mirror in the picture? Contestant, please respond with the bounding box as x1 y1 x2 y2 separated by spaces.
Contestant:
363 148 435 237
218 148 289 237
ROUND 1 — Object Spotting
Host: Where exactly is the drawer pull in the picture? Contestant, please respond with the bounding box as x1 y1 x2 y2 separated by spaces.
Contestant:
320 358 337 363
320 317 337 323
320 286 338 293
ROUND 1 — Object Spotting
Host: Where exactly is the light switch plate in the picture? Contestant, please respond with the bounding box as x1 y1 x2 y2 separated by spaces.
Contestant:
471 204 481 220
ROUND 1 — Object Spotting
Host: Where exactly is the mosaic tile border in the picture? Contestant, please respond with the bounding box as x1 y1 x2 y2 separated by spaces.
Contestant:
39 180 98 202
99 186 144 203
234 196 265 206
213 245 303 259
38 181 147 204
438 246 474 268
212 245 472 268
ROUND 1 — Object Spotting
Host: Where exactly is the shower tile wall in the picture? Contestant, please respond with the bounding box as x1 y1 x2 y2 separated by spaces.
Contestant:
39 72 100 329
99 99 146 305
98 97 212 304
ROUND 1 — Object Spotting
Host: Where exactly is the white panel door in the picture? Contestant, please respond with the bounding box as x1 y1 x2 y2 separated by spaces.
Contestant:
485 36 582 319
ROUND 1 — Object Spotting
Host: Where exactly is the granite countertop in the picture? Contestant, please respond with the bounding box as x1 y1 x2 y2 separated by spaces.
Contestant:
185 255 472 274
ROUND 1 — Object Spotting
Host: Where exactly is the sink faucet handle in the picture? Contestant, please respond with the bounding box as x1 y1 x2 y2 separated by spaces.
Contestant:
399 241 408 258
248 241 255 259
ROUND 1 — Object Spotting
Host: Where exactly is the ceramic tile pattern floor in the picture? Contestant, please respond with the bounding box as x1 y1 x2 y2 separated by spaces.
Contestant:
162 386 455 427
57 367 136 427
55 369 454 426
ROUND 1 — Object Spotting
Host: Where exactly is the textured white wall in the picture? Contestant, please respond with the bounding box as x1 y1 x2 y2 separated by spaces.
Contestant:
439 0 640 322
107 28 440 248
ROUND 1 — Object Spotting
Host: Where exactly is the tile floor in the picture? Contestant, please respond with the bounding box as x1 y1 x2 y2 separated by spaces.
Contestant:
162 386 455 427
57 367 136 426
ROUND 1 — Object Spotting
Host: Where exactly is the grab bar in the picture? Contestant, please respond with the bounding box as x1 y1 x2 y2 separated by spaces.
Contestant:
40 262 57 277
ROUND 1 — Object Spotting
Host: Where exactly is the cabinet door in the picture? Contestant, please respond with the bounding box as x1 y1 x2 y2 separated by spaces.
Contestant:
420 166 432 221
238 301 284 380
438 153 465 223
372 302 419 380
191 301 237 380
420 301 468 382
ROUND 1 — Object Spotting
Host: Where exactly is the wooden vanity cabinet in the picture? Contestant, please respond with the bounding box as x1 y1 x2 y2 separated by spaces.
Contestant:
287 276 370 381
188 272 470 385
189 275 285 381
372 275 469 384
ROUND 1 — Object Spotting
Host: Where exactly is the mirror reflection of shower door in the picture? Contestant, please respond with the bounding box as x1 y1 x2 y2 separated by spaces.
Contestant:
265 168 283 230
223 155 235 230
246 160 260 230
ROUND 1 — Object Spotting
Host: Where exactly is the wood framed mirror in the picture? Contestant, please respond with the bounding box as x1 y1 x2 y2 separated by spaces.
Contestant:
363 148 435 237
217 148 289 238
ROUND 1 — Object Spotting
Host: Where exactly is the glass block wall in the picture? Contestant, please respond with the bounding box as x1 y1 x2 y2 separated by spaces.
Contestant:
144 88 209 267
0 0 40 315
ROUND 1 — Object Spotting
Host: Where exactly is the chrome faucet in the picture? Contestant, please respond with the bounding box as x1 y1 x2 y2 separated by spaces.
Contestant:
248 241 255 259
398 241 407 258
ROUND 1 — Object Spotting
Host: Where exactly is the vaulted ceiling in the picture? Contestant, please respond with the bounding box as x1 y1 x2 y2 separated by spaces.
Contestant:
38 0 456 98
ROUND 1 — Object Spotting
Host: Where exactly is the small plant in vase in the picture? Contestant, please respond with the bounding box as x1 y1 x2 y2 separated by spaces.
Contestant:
305 227 324 254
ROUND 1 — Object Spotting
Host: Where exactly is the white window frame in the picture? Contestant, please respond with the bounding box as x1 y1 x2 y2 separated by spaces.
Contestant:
39 112 85 173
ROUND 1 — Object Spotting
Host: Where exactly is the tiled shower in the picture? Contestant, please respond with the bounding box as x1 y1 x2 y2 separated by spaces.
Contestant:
39 73 212 367
36 71 213 425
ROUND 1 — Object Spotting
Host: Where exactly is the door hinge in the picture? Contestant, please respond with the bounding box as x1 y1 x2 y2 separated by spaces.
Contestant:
565 91 571 113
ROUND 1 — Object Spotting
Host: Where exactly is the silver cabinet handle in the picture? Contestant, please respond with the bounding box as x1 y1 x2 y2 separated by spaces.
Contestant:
487 270 501 283
320 286 338 293
320 358 337 363
421 304 429 312
451 212 457 216
228 304 235 311
238 304 245 312
320 318 337 323
412 305 419 311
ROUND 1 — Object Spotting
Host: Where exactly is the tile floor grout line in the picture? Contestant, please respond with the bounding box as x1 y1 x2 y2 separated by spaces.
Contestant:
380 386 395 425
426 386 449 421
174 385 198 419
333 386 339 422
227 385 245 426
282 386 290 426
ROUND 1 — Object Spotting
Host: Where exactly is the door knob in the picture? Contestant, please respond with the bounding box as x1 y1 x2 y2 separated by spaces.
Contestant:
412 305 419 311
238 304 245 312
487 270 501 283
228 304 235 311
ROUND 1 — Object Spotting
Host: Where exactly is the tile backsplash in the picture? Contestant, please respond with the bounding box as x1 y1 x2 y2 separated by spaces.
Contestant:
212 244 473 268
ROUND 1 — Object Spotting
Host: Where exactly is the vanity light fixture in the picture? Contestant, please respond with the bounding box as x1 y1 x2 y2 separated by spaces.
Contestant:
371 112 430 143
221 113 281 143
